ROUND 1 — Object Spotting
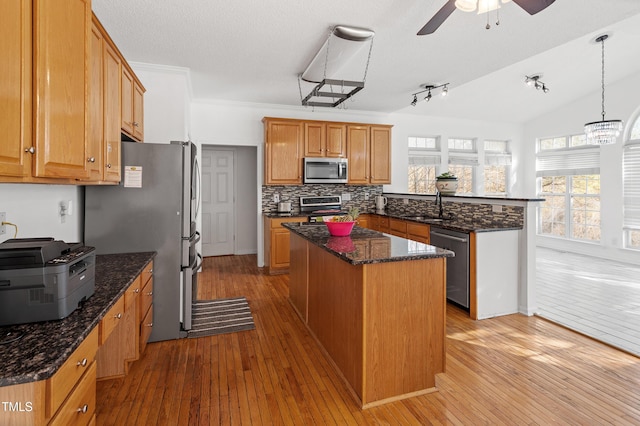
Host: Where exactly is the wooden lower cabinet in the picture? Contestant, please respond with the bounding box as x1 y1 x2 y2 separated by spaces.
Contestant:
97 261 153 380
49 362 96 426
264 216 307 274
362 214 430 244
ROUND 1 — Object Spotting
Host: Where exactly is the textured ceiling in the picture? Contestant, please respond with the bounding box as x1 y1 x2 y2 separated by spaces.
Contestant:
92 0 640 123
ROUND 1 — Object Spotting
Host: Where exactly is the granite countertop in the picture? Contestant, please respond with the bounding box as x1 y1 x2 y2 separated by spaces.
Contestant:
368 211 522 233
283 223 453 265
0 252 156 387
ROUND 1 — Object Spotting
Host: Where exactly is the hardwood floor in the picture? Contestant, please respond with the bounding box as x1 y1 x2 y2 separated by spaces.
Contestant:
96 255 640 425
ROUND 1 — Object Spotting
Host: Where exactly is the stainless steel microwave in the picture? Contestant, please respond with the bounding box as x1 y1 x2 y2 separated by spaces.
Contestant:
304 157 348 184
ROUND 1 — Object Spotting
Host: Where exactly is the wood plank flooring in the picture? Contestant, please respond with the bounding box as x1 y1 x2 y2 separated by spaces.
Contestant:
96 255 640 425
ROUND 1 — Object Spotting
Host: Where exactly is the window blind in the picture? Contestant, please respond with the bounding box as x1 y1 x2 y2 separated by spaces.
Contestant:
623 143 640 229
409 153 440 165
536 147 600 177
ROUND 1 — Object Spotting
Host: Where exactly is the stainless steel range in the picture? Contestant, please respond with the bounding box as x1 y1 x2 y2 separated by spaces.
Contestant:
299 195 347 223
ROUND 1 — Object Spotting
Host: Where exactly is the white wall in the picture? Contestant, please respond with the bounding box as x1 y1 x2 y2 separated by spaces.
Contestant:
131 62 192 143
0 184 83 244
524 72 640 264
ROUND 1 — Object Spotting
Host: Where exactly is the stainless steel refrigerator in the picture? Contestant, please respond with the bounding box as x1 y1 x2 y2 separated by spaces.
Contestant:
84 141 201 342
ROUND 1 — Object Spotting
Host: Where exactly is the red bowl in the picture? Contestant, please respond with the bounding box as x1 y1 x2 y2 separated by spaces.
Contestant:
325 221 356 236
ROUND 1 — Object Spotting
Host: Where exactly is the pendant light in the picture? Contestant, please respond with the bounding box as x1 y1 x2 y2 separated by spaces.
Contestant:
584 34 623 145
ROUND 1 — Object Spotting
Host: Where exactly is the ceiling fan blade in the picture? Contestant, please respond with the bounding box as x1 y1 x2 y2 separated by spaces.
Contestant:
417 0 457 35
511 0 556 15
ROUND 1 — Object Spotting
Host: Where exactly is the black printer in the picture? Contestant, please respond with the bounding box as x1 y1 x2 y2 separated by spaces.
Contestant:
0 238 96 326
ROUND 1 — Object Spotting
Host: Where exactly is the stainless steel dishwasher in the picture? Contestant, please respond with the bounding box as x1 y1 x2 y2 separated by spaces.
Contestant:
429 228 470 309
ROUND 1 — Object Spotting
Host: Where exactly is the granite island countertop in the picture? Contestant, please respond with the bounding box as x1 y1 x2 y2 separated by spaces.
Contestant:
283 223 453 265
0 252 156 387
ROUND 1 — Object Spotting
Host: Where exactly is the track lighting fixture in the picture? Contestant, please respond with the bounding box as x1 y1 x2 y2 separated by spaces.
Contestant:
410 83 449 106
525 75 549 94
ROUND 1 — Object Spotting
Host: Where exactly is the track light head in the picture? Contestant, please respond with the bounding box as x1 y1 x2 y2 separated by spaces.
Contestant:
410 83 449 105
411 94 418 106
525 74 549 94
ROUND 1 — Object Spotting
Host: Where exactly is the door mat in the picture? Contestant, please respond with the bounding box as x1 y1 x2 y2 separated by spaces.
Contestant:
187 296 256 338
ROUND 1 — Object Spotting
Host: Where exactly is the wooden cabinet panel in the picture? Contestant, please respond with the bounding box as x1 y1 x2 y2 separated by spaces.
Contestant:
132 82 144 140
407 222 430 244
370 126 391 184
49 362 96 426
0 0 32 178
99 297 125 345
87 23 104 181
121 67 134 136
264 216 306 273
304 121 325 157
103 40 122 181
140 275 153 324
326 123 347 157
347 125 370 184
378 216 390 233
289 233 309 321
47 327 98 420
0 380 45 425
264 119 303 184
140 306 153 355
389 218 407 235
33 0 90 179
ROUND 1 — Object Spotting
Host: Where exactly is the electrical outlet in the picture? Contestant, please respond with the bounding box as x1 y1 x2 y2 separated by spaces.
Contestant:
273 193 280 203
0 212 5 235
364 192 370 200
341 193 351 201
403 198 409 205
492 205 503 213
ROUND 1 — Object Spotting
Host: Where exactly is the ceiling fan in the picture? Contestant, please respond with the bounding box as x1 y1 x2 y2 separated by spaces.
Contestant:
417 0 556 35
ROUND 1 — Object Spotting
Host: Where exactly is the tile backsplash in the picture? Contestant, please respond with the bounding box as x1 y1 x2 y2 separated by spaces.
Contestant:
385 197 524 229
261 185 383 213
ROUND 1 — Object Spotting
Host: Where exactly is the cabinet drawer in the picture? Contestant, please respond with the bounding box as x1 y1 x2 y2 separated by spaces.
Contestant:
142 260 154 285
389 218 407 234
99 296 125 345
139 276 154 324
269 217 306 229
378 217 390 231
124 275 142 312
140 306 154 355
49 362 96 426
47 327 98 419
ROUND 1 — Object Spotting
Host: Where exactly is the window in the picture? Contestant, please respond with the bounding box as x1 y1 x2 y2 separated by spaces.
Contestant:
536 134 601 242
624 116 640 249
448 138 477 194
408 137 440 194
484 140 511 195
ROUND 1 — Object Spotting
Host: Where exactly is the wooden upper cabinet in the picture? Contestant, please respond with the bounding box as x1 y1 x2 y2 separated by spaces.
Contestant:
88 15 122 183
264 118 303 185
33 0 90 179
87 21 105 181
304 122 346 158
347 125 370 184
122 66 145 141
347 124 392 185
326 123 347 157
0 0 32 178
370 125 391 184
103 41 122 181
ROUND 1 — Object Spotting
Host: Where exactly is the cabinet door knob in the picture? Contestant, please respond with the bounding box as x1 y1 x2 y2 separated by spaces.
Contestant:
134 288 140 293
133 122 139 127
114 313 122 319
146 291 153 296
24 147 35 154
76 358 88 367
77 404 89 414
106 163 112 168
87 157 95 163
146 323 153 327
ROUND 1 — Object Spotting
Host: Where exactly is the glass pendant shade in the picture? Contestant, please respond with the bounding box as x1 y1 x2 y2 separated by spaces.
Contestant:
584 34 622 145
455 0 477 12
584 120 623 145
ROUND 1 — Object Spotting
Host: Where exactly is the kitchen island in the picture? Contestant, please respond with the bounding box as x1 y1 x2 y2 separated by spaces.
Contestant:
284 223 453 409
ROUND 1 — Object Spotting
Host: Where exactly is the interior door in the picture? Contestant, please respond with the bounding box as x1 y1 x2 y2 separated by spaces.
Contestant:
201 147 235 256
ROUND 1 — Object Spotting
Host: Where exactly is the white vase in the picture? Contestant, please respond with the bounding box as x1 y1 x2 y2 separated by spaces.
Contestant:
435 178 458 194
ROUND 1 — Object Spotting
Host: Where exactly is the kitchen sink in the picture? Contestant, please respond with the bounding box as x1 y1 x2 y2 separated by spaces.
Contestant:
401 215 446 223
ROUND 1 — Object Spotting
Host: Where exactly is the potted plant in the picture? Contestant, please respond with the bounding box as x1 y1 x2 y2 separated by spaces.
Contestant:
435 172 458 194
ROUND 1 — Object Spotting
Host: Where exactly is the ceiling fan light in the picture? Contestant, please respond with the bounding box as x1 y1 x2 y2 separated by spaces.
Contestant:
477 0 500 14
455 0 477 13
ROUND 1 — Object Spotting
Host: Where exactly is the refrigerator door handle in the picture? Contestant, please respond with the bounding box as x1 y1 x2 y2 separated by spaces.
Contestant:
195 253 203 272
190 231 201 244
